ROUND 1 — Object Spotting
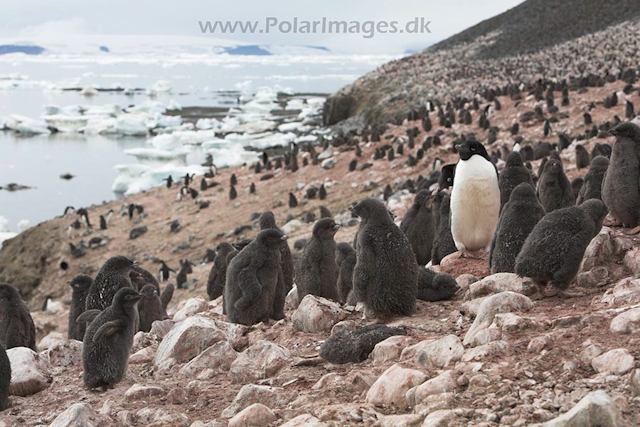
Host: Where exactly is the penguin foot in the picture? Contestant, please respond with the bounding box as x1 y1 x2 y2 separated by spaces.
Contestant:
459 250 486 260
626 226 640 235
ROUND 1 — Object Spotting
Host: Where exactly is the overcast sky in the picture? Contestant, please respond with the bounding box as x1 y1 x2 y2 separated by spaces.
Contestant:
1 0 525 54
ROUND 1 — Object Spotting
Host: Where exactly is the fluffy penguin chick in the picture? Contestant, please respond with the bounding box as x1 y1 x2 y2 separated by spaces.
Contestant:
450 140 500 252
416 267 459 302
400 190 435 266
515 199 608 298
537 159 574 213
137 284 168 332
85 256 137 312
259 211 294 294
68 274 93 341
602 122 640 227
577 156 609 205
206 243 234 300
224 229 287 326
80 287 141 389
319 325 406 364
498 152 534 211
296 218 341 303
431 193 458 265
351 198 418 321
490 183 545 274
0 343 9 410
335 242 357 304
0 283 36 350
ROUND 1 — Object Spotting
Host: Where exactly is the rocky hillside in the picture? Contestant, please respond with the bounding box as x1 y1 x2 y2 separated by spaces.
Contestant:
0 61 639 425
323 3 640 125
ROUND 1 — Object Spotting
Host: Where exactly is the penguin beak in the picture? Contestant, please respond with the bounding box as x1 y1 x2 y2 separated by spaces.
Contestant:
281 235 289 241
348 205 355 212
333 224 341 231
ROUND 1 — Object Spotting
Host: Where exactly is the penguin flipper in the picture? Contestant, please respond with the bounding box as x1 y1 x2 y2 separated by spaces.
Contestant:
235 264 263 310
76 309 101 325
93 320 126 343
160 284 174 310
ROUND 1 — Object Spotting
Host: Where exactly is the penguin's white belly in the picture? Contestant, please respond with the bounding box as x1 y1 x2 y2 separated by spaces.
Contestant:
450 157 500 252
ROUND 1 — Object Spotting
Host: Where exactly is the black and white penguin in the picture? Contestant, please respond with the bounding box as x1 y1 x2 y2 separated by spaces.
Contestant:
450 140 500 254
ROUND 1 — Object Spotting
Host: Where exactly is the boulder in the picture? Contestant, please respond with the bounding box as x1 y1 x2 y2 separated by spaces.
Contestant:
406 370 457 406
580 344 605 364
321 158 336 170
376 414 425 427
463 292 533 345
623 247 640 276
494 313 537 331
38 332 67 352
591 349 634 375
465 273 535 299
600 278 640 306
610 308 640 334
173 297 208 322
40 338 82 367
468 327 502 347
576 267 609 288
222 384 280 419
371 336 413 365
125 384 165 401
531 390 619 427
49 403 97 427
180 341 238 376
280 414 327 427
229 340 290 383
150 319 174 338
153 316 226 370
285 286 299 310
365 364 427 409
415 335 464 369
129 346 156 364
228 403 276 427
462 340 508 362
580 227 623 272
8 347 52 396
291 295 346 333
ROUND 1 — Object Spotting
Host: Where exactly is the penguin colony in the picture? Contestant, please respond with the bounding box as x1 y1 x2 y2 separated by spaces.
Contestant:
2 58 640 420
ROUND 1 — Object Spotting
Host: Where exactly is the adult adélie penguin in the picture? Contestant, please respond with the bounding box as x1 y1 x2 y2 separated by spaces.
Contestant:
450 140 500 257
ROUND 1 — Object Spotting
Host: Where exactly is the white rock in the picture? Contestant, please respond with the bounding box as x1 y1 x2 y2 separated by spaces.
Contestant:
280 414 326 426
494 313 537 331
180 341 238 376
129 346 156 364
422 409 462 427
466 273 535 299
49 403 97 427
282 220 303 235
414 335 464 369
462 340 509 362
291 295 346 333
609 307 640 334
285 286 299 310
150 319 174 338
468 327 502 347
8 347 52 396
406 370 457 407
125 384 165 401
365 364 427 409
530 390 619 427
229 340 290 383
153 316 225 370
591 349 634 375
38 332 67 352
173 297 208 322
321 158 336 169
372 336 414 365
600 278 640 306
40 338 82 367
463 291 533 346
222 384 280 419
228 403 276 427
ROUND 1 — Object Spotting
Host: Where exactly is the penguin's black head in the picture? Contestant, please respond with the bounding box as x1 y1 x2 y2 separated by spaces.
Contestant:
505 151 524 168
216 242 234 255
113 287 141 307
349 197 390 222
140 284 159 298
0 283 19 302
580 199 608 237
232 239 252 252
258 211 277 230
456 140 489 162
438 164 456 189
575 144 586 153
610 122 640 142
102 256 136 274
590 156 610 171
509 182 537 203
336 242 355 260
256 228 287 248
313 218 340 239
68 274 92 291
543 159 563 175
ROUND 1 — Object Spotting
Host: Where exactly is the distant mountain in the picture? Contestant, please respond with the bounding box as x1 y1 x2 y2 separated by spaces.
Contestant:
0 34 331 56
431 0 640 59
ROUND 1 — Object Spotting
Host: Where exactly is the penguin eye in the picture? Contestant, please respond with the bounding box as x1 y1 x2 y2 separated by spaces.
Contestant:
471 147 476 151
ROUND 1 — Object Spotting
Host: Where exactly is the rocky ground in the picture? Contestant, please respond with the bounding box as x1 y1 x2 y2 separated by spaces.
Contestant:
0 73 640 426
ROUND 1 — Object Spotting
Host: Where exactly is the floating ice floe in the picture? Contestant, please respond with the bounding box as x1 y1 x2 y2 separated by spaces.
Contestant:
0 216 17 249
195 118 222 130
146 80 172 96
11 115 51 135
112 163 206 195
